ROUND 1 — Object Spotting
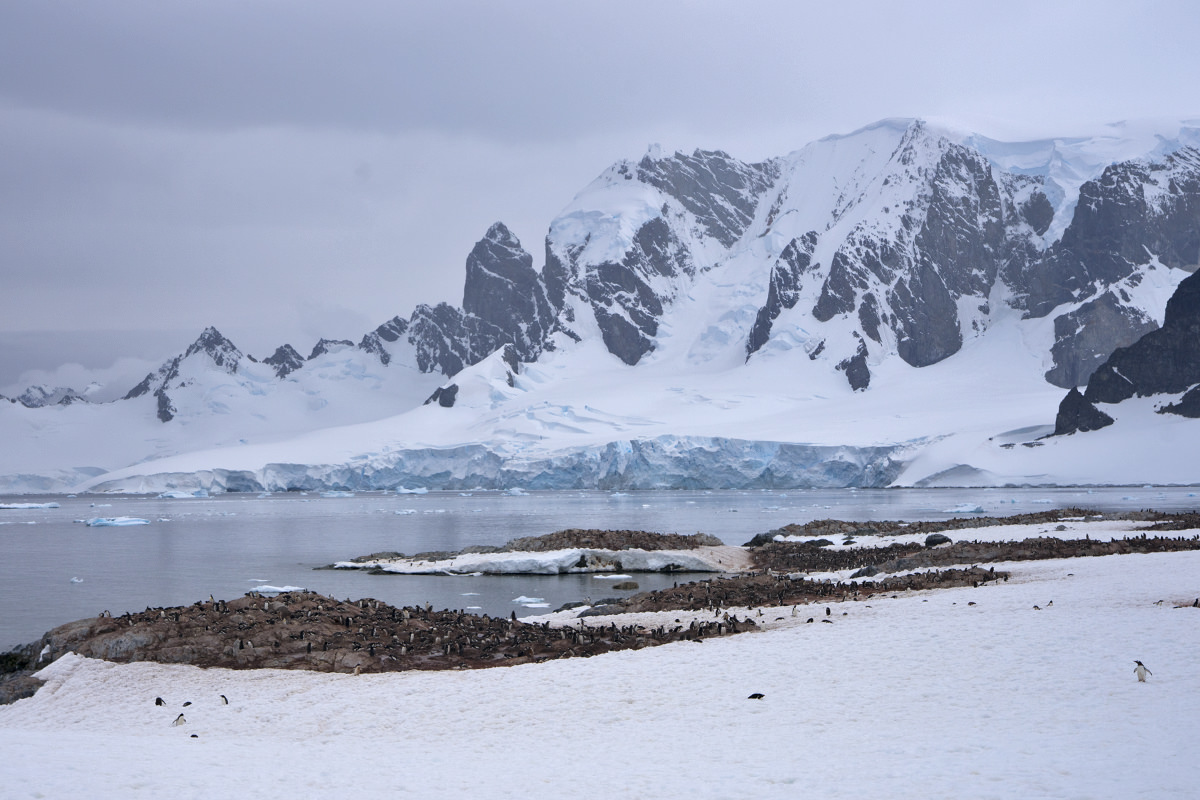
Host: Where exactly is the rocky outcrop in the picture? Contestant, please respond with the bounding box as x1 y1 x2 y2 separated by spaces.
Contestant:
406 302 507 376
261 344 305 378
462 223 554 362
1053 387 1115 435
1084 267 1200 404
634 148 779 247
1045 291 1158 388
357 316 408 366
307 338 354 360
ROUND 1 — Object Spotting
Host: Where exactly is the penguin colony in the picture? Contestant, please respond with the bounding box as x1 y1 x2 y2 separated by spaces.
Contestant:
750 531 1200 575
49 591 756 675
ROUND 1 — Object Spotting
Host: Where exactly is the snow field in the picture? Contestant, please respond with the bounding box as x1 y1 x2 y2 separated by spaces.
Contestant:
2 549 1197 799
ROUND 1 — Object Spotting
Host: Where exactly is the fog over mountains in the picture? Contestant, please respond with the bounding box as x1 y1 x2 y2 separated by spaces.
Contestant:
5 118 1200 493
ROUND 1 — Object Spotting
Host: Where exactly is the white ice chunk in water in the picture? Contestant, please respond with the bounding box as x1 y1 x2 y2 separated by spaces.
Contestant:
84 517 150 527
512 596 545 604
0 502 60 509
943 504 985 513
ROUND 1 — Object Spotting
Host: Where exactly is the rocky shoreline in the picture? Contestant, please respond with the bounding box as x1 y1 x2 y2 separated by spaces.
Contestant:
5 510 1200 704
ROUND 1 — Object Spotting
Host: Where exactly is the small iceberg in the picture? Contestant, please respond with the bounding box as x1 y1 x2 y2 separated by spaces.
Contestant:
0 502 60 510
69 577 83 584
512 596 545 605
505 488 529 496
594 574 634 580
158 490 204 499
251 585 306 594
320 491 356 498
396 487 428 495
85 516 151 527
943 504 985 514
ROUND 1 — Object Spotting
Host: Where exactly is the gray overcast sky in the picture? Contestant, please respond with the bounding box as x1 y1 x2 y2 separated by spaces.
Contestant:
2 0 1199 388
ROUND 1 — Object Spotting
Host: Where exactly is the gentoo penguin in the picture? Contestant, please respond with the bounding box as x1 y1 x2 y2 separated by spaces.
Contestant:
155 697 165 706
747 693 765 700
220 694 228 705
182 701 192 707
1134 660 1152 682
171 713 186 727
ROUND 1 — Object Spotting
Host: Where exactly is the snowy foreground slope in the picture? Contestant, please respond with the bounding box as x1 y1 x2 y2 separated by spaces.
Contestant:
5 117 1200 491
2 548 1197 799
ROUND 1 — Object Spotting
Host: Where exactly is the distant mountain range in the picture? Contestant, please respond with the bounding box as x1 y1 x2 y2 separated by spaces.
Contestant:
4 117 1200 492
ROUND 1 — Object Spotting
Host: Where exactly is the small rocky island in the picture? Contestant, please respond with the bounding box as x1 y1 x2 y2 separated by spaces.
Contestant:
329 528 752 575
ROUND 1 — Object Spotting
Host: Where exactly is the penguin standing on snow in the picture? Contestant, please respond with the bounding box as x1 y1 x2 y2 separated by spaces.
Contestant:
1134 660 1152 682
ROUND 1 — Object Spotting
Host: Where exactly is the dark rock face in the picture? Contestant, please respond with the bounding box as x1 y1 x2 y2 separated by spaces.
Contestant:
155 388 176 423
747 232 819 356
585 216 691 365
1014 148 1200 318
462 223 555 362
357 316 408 366
635 149 779 247
1160 385 1200 418
1045 291 1159 388
836 336 871 391
406 303 507 376
424 384 458 408
1084 267 1200 404
261 344 305 378
307 339 355 360
1053 387 1115 435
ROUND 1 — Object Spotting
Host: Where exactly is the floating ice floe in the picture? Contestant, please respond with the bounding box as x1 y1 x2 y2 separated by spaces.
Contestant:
395 509 416 515
593 574 634 580
512 596 545 604
89 503 112 508
84 517 151 527
0 502 60 509
320 491 355 498
157 490 203 499
251 585 307 593
505 488 529 496
396 487 428 495
943 504 985 514
69 577 83 583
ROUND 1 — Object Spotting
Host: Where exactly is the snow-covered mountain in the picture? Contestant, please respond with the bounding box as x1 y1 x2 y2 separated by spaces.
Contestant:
5 117 1200 492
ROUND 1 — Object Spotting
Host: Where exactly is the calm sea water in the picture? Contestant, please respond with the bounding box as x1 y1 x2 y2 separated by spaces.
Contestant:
2 486 1197 652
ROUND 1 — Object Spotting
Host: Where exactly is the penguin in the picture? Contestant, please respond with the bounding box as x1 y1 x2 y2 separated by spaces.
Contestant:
182 701 192 707
155 697 165 706
171 713 186 727
825 607 831 616
1134 660 1152 682
747 693 765 700
220 694 228 705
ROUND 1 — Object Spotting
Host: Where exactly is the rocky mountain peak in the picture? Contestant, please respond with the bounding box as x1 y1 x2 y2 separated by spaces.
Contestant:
262 344 305 378
183 327 242 373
